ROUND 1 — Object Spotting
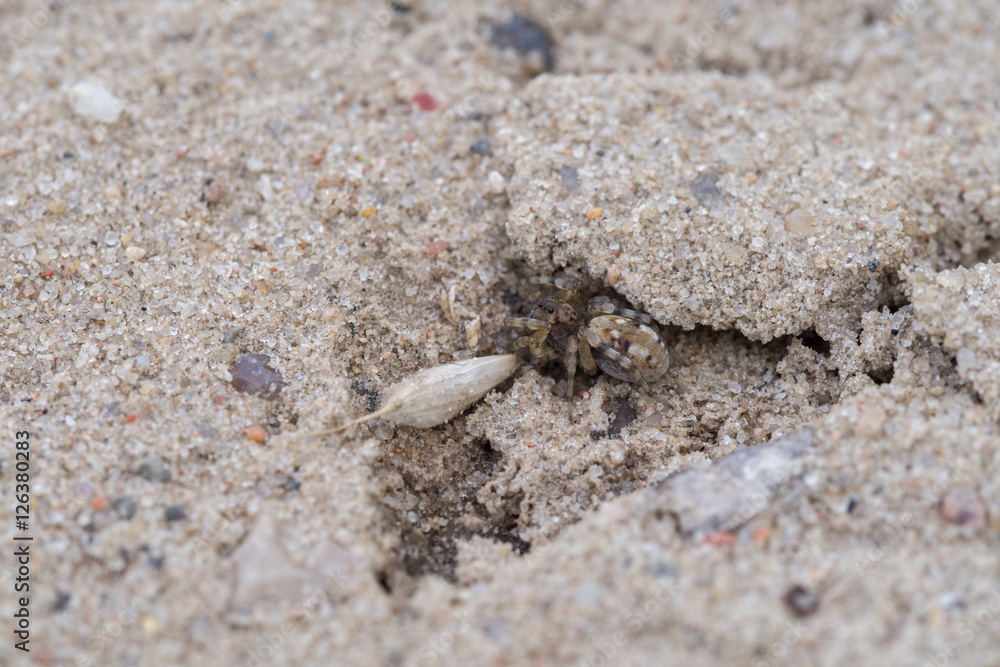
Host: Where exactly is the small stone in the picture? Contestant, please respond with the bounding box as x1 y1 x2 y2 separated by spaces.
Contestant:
560 167 579 191
606 263 621 285
489 14 555 72
783 584 820 617
47 200 67 215
426 239 449 259
470 138 491 155
230 354 284 400
941 485 987 532
361 206 376 217
69 82 124 124
245 425 267 442
412 92 438 111
586 207 604 220
487 170 506 194
125 246 147 261
785 208 813 234
373 422 395 441
202 178 226 204
113 497 137 520
164 505 187 522
134 456 171 483
692 172 722 206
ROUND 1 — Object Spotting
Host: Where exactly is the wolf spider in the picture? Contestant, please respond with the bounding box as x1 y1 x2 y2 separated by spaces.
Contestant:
505 277 670 412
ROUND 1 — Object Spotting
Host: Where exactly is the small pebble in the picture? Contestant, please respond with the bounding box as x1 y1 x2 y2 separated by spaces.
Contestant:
134 456 171 483
125 246 147 261
692 172 722 206
164 505 187 522
68 81 124 123
487 170 506 194
784 584 820 617
230 354 284 400
489 15 555 72
560 167 580 191
941 485 987 532
245 425 267 442
470 138 492 155
785 208 813 234
586 207 604 220
202 178 226 204
426 239 449 259
606 263 621 286
412 92 438 111
113 497 137 520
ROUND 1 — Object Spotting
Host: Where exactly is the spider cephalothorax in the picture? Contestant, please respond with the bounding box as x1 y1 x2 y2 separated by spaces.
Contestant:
506 277 669 412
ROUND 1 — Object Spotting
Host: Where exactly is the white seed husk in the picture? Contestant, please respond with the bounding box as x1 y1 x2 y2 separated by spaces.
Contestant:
303 354 519 436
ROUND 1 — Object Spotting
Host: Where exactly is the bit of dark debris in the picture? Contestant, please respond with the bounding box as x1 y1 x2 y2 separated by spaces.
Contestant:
114 496 138 520
489 15 555 72
165 505 187 522
606 396 638 437
784 584 820 617
470 138 491 155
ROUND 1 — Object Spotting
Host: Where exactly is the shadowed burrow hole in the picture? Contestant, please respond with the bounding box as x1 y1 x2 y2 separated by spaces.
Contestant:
798 328 831 357
373 435 527 593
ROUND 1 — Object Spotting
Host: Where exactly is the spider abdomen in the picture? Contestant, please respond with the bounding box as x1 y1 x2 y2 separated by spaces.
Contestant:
587 316 670 384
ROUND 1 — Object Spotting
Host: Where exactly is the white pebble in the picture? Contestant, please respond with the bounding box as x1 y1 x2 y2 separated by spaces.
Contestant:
69 82 124 124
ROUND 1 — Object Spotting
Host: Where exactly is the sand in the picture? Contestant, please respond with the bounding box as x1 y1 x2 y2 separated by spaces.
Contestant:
3 0 1000 665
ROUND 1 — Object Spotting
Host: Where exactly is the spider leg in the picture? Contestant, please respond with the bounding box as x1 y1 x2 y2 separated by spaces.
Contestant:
505 316 552 330
588 296 655 326
577 330 598 375
565 333 578 416
580 326 652 393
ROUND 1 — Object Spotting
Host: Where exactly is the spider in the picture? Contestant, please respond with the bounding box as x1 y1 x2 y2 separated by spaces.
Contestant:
505 277 670 411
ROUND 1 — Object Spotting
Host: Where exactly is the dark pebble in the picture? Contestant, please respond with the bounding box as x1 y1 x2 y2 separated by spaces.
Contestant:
230 353 284 400
489 15 555 72
783 584 820 617
470 138 492 155
113 496 138 520
282 476 302 492
50 590 72 613
164 505 187 522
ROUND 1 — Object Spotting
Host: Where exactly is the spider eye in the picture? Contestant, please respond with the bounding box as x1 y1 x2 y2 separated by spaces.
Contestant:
545 305 554 314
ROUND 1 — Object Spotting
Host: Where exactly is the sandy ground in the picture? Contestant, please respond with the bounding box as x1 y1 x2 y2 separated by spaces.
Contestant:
3 0 1000 665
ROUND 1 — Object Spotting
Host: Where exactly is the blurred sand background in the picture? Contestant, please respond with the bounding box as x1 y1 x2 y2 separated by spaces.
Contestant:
3 0 1000 665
